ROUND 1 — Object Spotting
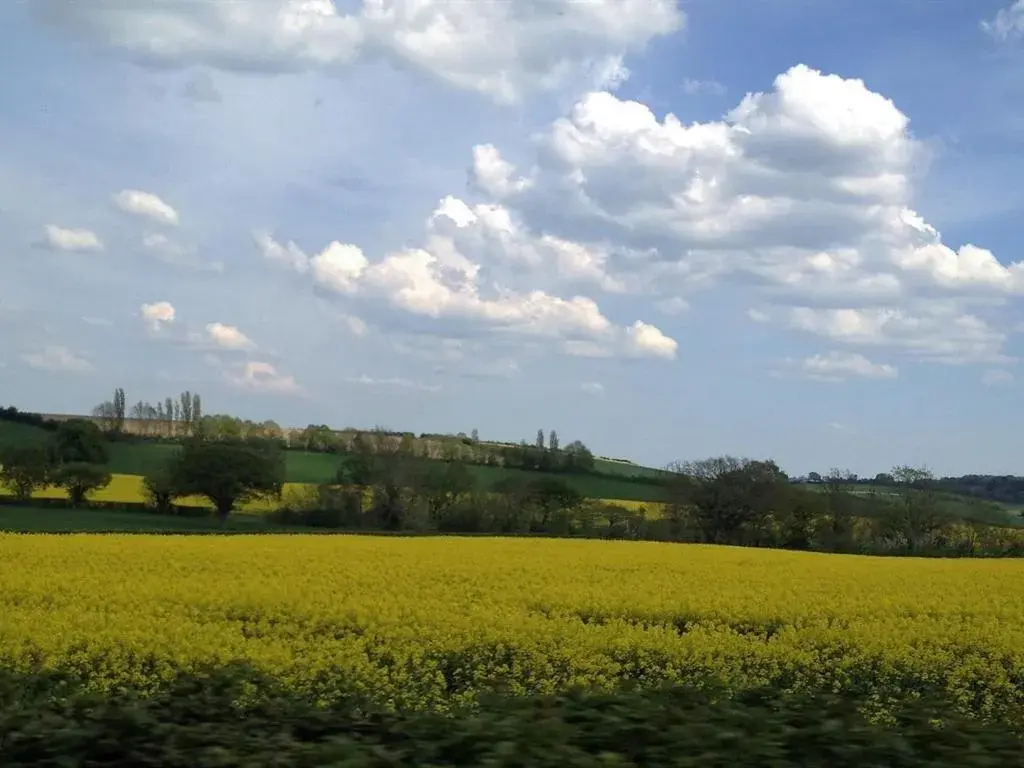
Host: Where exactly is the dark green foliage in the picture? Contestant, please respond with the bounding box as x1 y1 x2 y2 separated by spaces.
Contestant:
0 444 54 500
0 668 1020 767
52 463 112 507
50 419 108 465
0 406 57 432
169 439 284 523
142 467 177 515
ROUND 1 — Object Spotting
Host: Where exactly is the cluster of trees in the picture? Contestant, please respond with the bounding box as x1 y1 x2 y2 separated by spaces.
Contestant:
0 419 113 506
272 444 593 534
143 438 283 524
274 454 1024 556
91 389 202 437
279 423 604 474
663 461 965 554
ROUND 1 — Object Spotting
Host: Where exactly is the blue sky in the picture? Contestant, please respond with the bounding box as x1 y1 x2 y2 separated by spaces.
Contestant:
2 0 1023 477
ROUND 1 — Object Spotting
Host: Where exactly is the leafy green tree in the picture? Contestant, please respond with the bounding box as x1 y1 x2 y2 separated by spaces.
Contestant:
143 466 178 515
113 387 126 433
413 461 476 527
670 456 788 545
0 444 54 500
548 430 559 453
776 488 825 550
883 465 950 552
823 468 858 550
51 419 108 465
53 463 112 507
525 476 583 532
561 440 595 472
535 429 545 450
169 439 284 524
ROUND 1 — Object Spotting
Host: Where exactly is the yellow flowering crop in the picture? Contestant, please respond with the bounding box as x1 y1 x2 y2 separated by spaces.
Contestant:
1 534 1023 720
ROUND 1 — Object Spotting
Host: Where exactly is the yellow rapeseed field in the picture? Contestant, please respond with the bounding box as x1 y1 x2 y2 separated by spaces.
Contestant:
1 534 1022 719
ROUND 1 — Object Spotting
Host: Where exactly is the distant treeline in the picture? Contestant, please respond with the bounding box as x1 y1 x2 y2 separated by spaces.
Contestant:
803 470 1024 506
0 406 58 432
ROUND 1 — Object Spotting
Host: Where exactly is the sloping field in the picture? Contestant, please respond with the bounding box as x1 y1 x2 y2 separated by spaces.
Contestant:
1 535 1023 725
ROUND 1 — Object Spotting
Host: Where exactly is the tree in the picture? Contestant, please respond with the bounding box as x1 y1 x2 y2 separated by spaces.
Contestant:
562 440 595 472
53 463 111 507
883 465 950 552
0 444 54 500
413 461 476 527
169 439 284 524
191 393 202 432
823 468 857 550
90 401 119 433
807 471 822 484
113 387 126 433
668 456 788 545
51 419 108 465
525 476 583 532
180 391 194 434
143 466 178 515
470 428 479 444
535 429 545 450
549 430 560 453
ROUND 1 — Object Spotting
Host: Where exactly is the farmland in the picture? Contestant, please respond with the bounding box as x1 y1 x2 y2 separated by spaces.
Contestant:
2 535 1023 725
0 419 669 502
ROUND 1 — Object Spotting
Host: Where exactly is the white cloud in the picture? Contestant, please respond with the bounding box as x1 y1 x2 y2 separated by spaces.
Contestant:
581 381 605 395
22 345 92 373
346 374 440 393
454 63 1019 368
35 0 683 104
799 350 897 382
113 189 180 226
206 322 255 350
786 306 1009 365
140 301 176 332
260 199 678 360
254 231 309 274
225 360 301 394
982 368 1014 387
311 241 369 293
44 225 103 252
983 1 1024 40
625 320 678 359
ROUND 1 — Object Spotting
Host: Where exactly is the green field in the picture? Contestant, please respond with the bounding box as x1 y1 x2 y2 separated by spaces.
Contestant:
0 420 51 449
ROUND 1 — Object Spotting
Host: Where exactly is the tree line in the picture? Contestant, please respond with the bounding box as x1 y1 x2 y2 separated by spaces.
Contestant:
91 388 203 437
110 435 1024 555
0 419 113 506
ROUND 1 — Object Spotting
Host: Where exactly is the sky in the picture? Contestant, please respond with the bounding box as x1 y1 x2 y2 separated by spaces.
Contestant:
2 0 1024 478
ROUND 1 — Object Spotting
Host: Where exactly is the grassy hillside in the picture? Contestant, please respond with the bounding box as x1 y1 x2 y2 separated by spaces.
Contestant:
0 421 51 449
